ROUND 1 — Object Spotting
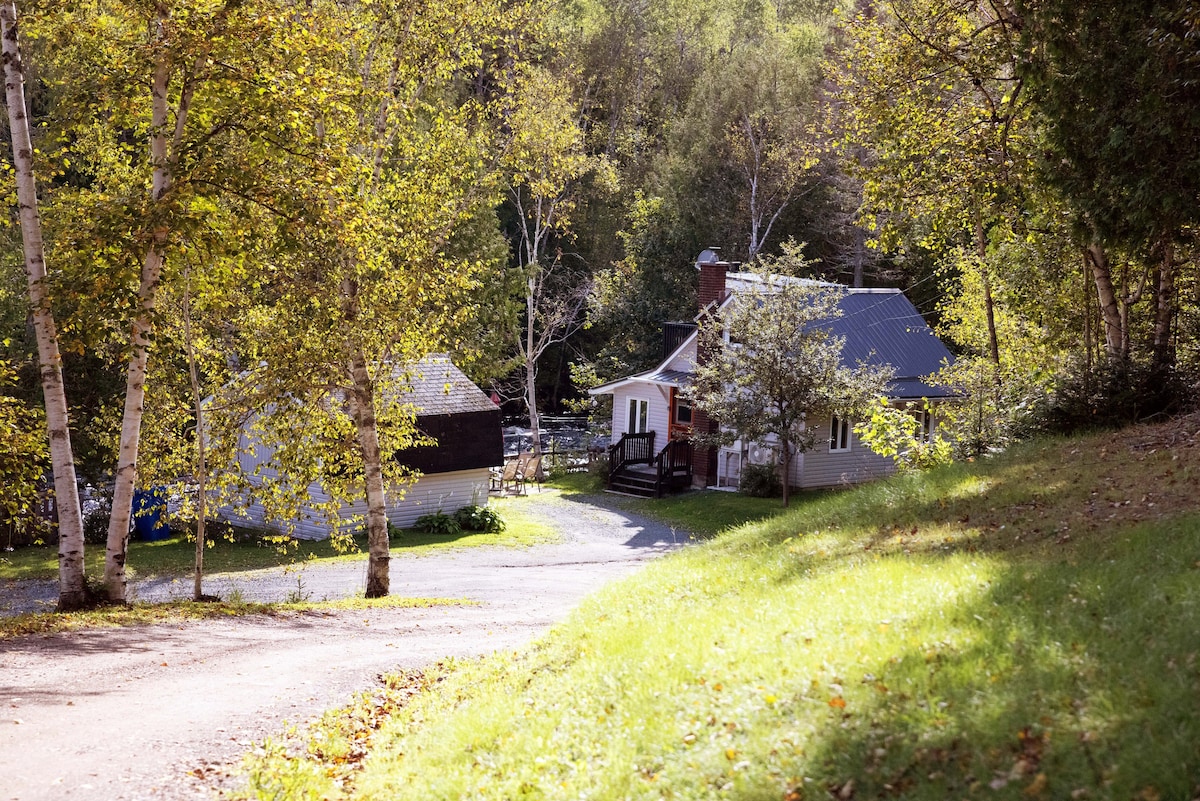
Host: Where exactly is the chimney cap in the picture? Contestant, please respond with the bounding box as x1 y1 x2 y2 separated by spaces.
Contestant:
695 248 726 269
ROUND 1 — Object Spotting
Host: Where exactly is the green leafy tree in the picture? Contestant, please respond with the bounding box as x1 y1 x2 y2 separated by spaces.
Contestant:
502 63 598 453
0 357 50 548
687 246 891 506
228 0 543 598
1016 0 1200 374
27 0 343 602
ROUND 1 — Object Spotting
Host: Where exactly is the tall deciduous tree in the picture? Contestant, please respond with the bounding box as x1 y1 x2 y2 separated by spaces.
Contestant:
831 0 1030 366
503 64 595 453
33 0 340 602
1 0 87 610
230 0 538 598
687 246 890 506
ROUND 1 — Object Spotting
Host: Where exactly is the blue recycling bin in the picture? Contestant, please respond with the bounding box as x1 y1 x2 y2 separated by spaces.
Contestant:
133 487 170 541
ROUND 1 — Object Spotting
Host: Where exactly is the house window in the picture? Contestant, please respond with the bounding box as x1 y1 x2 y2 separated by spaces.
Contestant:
674 399 693 426
627 397 649 434
829 415 851 452
916 408 935 443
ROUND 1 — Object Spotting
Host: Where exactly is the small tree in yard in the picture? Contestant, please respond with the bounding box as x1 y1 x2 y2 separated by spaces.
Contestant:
687 249 891 506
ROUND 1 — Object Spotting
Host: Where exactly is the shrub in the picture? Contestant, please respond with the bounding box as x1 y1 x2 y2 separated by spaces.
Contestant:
452 505 505 533
412 512 462 536
83 506 112 545
739 462 781 497
588 453 610 480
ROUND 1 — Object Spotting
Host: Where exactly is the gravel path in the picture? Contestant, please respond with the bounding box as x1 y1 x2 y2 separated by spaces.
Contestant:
0 491 691 801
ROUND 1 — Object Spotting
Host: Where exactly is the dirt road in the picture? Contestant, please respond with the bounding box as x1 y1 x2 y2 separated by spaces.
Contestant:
0 491 690 801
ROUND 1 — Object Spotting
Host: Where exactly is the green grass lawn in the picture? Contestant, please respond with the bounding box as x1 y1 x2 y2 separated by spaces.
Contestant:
237 418 1200 801
0 497 557 583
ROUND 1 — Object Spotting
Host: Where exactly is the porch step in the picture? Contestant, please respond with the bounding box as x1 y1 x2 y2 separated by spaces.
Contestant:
609 471 658 497
607 466 692 498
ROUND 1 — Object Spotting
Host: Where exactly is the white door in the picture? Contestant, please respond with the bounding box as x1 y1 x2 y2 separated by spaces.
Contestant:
627 397 649 434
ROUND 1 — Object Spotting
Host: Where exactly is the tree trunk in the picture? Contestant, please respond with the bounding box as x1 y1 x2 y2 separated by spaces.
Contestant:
1086 243 1125 362
1151 238 1175 374
1 0 88 610
349 349 390 598
182 268 207 600
105 41 185 602
779 437 790 508
851 226 866 288
526 276 542 456
974 214 1000 366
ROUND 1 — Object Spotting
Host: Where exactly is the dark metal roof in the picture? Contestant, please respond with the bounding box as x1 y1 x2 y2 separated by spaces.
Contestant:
640 368 692 386
826 290 956 397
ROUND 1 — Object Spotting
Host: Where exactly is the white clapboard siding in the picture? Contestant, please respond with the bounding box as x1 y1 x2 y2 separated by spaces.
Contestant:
797 420 894 488
611 384 672 444
222 424 493 540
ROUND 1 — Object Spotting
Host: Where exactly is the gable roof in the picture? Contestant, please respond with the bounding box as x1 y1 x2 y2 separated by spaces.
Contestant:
402 355 498 417
591 278 957 401
822 289 956 399
394 356 504 473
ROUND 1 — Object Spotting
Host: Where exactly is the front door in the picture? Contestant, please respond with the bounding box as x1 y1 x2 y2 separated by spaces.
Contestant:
668 387 693 440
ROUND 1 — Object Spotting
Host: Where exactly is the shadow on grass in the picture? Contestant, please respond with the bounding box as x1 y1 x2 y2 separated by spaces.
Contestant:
777 513 1200 800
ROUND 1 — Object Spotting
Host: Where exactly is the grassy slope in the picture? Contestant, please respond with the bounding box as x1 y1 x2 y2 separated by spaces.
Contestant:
242 420 1200 801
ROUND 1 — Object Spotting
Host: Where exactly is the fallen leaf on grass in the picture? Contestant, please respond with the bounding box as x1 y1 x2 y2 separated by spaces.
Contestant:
828 696 846 709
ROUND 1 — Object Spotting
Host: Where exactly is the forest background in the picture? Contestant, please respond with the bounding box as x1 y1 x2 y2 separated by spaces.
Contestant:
2 0 1198 606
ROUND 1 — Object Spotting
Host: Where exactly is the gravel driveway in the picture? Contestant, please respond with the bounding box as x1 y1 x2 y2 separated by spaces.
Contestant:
0 491 691 801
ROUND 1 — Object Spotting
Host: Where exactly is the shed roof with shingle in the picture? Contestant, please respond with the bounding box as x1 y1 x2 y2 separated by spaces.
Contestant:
401 356 498 417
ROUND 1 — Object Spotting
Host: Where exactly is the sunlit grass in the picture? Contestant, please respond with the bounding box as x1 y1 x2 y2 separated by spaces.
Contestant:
0 594 471 640
235 420 1200 800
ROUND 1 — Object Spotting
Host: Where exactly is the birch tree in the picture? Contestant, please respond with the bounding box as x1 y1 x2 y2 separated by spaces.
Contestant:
504 64 595 454
231 0 538 598
1 0 88 610
32 0 339 602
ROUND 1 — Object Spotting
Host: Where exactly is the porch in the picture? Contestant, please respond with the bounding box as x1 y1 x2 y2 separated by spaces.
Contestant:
606 431 694 498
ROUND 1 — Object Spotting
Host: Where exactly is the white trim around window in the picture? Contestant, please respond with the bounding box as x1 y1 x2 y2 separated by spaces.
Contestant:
627 397 649 434
829 415 851 453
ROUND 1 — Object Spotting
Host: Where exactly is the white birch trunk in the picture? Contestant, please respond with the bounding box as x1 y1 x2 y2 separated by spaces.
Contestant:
182 268 208 600
2 0 88 610
348 349 390 597
525 276 541 456
1086 243 1125 362
104 47 176 602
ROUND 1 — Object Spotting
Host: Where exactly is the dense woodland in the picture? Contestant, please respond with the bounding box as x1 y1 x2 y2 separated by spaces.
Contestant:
1 0 1198 606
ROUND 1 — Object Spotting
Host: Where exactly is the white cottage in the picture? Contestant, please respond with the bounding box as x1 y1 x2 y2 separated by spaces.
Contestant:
590 251 957 496
223 356 503 539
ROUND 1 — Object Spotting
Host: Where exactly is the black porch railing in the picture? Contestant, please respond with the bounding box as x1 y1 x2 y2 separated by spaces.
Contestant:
652 438 693 498
608 431 655 482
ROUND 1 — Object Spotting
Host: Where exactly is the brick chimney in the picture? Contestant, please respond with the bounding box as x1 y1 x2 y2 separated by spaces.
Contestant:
692 248 730 488
696 248 730 312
